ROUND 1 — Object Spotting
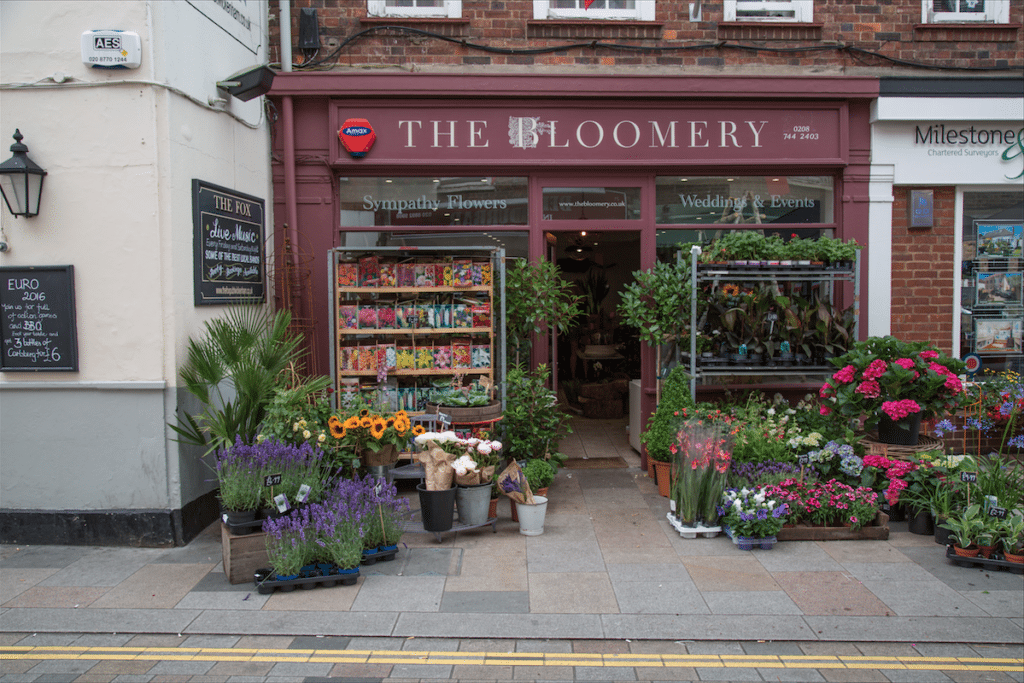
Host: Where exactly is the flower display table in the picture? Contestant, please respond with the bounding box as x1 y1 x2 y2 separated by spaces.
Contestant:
774 511 890 542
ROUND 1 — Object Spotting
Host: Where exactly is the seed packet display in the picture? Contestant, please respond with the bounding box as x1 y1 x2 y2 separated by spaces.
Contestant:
472 344 491 368
358 256 380 287
480 262 492 286
452 258 473 287
435 303 452 328
379 262 396 287
397 262 416 287
357 305 378 329
396 345 415 370
337 262 359 287
339 346 356 371
398 387 416 412
452 338 471 369
376 304 397 329
471 262 484 286
338 305 358 329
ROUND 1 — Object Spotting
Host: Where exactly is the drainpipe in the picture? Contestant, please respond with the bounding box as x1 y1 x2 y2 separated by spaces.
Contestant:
279 0 303 319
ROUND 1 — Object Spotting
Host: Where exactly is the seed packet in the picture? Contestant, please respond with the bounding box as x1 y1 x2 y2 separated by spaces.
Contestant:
396 345 415 370
481 262 492 286
437 303 452 328
416 346 434 369
452 338 471 369
415 263 434 287
453 258 473 287
434 345 452 369
471 262 484 286
379 262 396 287
472 345 491 368
471 302 491 328
358 256 379 287
377 343 396 370
453 303 472 328
338 305 358 329
337 262 359 287
442 262 454 287
398 263 416 287
357 346 376 371
357 305 377 329
376 304 397 329
339 346 355 371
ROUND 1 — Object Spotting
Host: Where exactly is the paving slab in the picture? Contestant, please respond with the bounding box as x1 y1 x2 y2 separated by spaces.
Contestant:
774 571 893 616
349 575 445 612
601 614 817 641
174 591 269 610
393 613 605 639
609 578 709 614
682 555 781 592
960 589 1024 618
0 546 99 569
440 590 529 613
0 607 201 634
803 615 1024 643
859 579 991 617
183 609 398 636
528 572 619 614
702 590 803 615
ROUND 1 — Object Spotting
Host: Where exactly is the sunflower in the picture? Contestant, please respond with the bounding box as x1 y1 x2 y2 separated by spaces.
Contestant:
328 416 345 439
721 283 740 297
412 424 426 436
370 417 387 440
395 410 408 420
358 408 370 417
394 416 411 434
385 417 396 429
344 415 360 430
360 416 373 429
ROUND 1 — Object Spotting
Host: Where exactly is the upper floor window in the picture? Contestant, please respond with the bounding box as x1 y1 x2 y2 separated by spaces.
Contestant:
923 0 1009 23
367 0 462 18
724 0 814 22
533 0 656 21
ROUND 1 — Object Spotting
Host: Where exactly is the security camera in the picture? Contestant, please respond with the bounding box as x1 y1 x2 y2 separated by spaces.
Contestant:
216 65 275 102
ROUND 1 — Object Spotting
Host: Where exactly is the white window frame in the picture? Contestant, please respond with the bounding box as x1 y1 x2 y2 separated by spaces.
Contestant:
922 1 1009 23
533 1 656 21
367 0 462 19
724 0 814 22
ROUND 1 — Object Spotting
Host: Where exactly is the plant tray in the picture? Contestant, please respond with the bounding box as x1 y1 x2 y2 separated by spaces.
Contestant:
944 546 1024 575
361 545 399 565
254 567 360 594
722 527 777 550
666 513 721 538
774 512 890 542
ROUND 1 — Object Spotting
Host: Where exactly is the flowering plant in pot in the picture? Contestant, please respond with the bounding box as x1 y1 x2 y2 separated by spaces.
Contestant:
240 437 326 514
999 514 1024 562
215 437 263 527
262 511 312 579
670 419 733 529
819 336 966 443
764 479 879 530
331 474 409 554
329 406 414 467
717 487 788 548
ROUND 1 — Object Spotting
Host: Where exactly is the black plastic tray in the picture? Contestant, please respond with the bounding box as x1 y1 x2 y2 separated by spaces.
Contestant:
361 546 399 565
254 567 360 593
945 545 1024 574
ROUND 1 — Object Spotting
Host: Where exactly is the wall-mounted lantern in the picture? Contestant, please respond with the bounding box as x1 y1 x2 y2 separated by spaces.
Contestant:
0 130 47 218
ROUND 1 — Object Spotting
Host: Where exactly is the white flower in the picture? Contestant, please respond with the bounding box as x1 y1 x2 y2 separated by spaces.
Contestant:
299 419 307 428
490 440 502 451
303 429 311 439
767 408 776 416
754 492 765 504
414 431 438 446
292 422 300 432
318 433 326 443
477 443 492 455
452 454 478 475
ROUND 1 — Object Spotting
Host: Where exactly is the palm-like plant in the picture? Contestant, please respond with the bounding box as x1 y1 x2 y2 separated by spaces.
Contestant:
172 305 302 454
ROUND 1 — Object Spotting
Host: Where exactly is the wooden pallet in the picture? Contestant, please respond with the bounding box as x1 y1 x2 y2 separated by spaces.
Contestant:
220 523 268 585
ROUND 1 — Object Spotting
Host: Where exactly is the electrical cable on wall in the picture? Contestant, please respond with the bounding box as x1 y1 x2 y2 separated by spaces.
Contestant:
285 24 1021 73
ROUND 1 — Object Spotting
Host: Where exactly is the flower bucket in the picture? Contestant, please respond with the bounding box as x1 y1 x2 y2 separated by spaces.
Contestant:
877 412 923 446
515 495 548 536
417 483 457 532
907 508 933 535
455 482 493 526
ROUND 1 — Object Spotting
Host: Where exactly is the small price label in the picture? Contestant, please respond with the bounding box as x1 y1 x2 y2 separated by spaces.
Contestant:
374 481 383 496
274 493 290 513
960 471 978 483
264 473 282 487
669 499 676 512
296 484 311 503
766 312 779 322
798 453 810 466
988 506 1008 519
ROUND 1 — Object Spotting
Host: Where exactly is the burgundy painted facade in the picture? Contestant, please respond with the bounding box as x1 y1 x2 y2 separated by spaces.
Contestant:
268 72 876 468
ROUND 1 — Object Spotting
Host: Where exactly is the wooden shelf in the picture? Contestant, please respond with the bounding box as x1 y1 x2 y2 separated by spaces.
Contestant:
338 327 491 336
338 368 491 377
339 286 490 294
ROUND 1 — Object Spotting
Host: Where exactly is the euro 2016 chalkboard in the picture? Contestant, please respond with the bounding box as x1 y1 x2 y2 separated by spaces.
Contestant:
0 265 79 372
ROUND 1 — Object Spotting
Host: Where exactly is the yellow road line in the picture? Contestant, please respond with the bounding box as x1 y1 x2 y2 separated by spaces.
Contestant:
0 646 1021 673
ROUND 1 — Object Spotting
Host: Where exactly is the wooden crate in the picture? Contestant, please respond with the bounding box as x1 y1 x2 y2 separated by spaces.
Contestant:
221 523 268 585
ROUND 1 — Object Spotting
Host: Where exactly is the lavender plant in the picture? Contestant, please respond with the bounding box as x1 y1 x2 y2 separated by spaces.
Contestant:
262 511 312 578
232 438 326 510
215 437 263 512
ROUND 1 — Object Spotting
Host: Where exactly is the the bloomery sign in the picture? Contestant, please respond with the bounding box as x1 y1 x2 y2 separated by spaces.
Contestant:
332 106 844 165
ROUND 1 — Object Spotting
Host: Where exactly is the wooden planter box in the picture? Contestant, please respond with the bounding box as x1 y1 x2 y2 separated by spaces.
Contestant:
427 400 502 424
221 523 268 585
775 511 889 542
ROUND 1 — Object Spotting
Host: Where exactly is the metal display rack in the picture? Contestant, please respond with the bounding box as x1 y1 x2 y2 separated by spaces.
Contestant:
686 248 861 397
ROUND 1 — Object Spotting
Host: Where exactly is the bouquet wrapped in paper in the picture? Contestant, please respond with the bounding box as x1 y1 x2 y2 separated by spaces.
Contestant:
413 440 456 490
495 460 534 505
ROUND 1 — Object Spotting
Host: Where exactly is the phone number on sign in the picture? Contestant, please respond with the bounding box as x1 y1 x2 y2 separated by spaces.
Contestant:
784 125 818 140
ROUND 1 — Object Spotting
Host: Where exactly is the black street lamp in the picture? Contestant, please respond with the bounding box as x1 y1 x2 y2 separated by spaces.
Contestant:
0 130 47 218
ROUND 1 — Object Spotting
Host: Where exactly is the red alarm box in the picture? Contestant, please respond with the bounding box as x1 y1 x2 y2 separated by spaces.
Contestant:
339 118 376 158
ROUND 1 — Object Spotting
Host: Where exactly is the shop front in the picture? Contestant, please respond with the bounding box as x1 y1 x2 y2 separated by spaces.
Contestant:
269 73 877 469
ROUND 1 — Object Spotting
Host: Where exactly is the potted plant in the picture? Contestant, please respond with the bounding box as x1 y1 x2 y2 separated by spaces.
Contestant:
640 364 695 495
717 486 788 550
261 512 311 582
1000 514 1024 563
505 259 581 366
502 364 572 468
940 503 985 556
819 336 967 445
523 458 555 495
331 405 413 467
215 437 263 534
669 417 733 536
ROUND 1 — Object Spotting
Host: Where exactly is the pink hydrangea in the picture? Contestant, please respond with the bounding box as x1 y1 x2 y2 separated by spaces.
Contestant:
832 365 856 384
885 478 908 506
820 405 831 416
894 358 915 370
920 350 939 360
855 379 881 399
928 362 952 377
944 374 963 393
862 359 888 380
881 399 922 420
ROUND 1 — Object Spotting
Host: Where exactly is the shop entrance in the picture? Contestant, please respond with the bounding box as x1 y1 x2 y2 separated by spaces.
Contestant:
545 229 642 418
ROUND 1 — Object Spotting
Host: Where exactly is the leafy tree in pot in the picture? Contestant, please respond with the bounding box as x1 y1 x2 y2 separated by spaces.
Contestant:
503 363 572 468
640 365 695 462
505 259 581 366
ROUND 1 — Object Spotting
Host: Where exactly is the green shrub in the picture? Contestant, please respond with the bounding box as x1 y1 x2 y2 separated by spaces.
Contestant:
640 365 695 462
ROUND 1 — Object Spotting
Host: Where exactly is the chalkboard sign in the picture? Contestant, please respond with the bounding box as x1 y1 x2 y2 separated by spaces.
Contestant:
0 265 79 371
192 179 266 305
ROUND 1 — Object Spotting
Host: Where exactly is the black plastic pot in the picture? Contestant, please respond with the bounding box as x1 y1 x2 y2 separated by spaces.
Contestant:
417 483 457 532
906 508 934 536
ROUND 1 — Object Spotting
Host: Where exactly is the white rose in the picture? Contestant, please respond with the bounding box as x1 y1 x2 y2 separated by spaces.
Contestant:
303 430 311 439
318 433 326 443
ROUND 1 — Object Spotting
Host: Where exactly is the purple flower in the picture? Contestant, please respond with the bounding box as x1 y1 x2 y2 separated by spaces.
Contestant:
757 508 768 520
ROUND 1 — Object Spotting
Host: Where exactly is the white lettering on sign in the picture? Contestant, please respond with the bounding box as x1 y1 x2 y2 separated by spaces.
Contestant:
360 194 508 212
94 35 121 50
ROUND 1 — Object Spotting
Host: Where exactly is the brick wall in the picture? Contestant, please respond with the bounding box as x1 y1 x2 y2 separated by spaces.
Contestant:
271 0 1022 70
891 186 957 354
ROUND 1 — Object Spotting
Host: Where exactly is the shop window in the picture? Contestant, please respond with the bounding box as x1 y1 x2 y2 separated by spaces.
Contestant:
533 0 656 21
541 186 642 221
923 0 1009 23
367 0 462 18
339 230 528 258
655 176 834 225
959 191 1024 370
339 177 528 227
723 0 814 22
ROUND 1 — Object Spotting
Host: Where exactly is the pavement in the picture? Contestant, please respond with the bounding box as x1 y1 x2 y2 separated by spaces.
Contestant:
1 417 1022 681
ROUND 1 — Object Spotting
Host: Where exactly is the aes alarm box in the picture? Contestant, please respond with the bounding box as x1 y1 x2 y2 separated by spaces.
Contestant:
81 30 142 69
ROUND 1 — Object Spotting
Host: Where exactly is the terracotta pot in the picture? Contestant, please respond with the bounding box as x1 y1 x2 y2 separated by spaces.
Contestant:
978 545 997 559
651 459 673 498
953 544 980 558
1004 550 1024 564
